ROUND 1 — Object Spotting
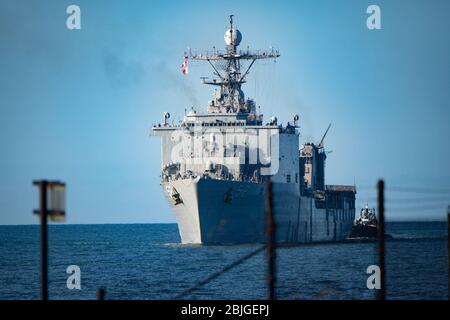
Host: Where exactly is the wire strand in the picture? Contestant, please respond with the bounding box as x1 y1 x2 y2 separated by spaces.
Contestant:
173 245 265 299
364 197 450 204
358 185 450 195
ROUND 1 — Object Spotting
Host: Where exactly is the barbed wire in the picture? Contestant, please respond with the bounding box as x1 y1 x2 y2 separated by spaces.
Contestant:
385 205 448 213
363 197 450 204
358 185 450 195
387 186 450 194
173 245 265 300
171 183 448 300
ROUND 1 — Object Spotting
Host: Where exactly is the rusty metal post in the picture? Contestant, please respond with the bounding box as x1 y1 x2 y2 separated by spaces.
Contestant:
39 180 48 301
33 179 66 300
377 179 385 300
448 206 450 300
265 180 276 300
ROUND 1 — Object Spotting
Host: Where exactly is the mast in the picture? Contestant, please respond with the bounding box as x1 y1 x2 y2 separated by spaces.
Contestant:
186 15 280 114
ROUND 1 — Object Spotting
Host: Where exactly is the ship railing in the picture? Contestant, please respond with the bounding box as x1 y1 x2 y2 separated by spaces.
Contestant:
187 49 280 61
162 172 263 184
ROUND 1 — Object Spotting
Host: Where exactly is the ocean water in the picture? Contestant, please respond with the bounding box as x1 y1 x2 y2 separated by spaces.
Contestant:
0 222 447 300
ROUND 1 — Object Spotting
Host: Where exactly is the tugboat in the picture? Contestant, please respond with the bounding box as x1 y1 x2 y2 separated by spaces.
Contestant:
348 204 379 239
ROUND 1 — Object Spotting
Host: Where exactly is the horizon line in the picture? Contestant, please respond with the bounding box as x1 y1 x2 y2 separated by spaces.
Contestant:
0 219 447 227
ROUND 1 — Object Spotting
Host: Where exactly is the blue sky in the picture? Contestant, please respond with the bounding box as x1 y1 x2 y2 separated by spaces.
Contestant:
0 0 449 224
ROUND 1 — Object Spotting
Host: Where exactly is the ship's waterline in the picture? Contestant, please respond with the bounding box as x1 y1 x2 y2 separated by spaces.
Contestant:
164 178 354 244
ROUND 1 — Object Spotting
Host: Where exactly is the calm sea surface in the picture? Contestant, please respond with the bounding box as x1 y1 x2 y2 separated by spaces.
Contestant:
0 222 447 300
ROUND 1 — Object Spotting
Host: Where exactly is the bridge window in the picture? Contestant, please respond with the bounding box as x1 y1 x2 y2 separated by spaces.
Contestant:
286 174 291 183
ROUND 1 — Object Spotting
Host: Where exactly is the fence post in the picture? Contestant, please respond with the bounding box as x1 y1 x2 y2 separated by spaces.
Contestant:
37 181 48 301
447 206 449 300
377 179 385 300
265 180 276 300
97 288 105 300
33 180 66 301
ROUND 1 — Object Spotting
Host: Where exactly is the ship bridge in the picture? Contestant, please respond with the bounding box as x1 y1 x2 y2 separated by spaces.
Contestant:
151 16 301 185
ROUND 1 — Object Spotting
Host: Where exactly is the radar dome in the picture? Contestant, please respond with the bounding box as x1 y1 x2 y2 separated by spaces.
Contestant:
224 29 242 46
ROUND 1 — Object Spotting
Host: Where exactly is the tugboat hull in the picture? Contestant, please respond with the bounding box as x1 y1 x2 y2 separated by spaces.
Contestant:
348 224 378 239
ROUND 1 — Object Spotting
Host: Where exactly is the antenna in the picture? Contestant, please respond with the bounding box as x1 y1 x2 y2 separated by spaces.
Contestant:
229 14 234 48
187 16 280 114
318 123 332 149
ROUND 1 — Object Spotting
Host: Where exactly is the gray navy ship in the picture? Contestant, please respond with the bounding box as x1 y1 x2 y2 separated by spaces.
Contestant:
152 16 356 244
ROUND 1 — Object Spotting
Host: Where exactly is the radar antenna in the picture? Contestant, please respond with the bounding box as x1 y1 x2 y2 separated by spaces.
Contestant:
185 15 280 114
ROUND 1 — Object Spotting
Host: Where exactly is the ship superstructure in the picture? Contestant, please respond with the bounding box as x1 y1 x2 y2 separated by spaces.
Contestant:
152 16 356 244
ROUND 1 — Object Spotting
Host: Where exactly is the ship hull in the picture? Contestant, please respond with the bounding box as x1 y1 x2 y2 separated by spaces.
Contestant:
163 178 354 244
